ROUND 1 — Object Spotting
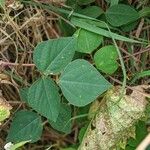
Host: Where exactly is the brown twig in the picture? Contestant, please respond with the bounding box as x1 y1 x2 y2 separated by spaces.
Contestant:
135 18 145 38
0 61 35 67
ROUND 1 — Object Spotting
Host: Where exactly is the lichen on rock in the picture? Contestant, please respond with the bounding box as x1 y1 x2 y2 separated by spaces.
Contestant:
79 86 149 150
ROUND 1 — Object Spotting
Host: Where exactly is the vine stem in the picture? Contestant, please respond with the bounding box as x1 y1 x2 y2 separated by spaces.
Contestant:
0 61 35 67
105 23 127 101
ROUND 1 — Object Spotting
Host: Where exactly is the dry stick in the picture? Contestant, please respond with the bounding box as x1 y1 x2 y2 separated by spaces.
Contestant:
0 61 35 67
109 76 150 98
123 47 150 59
135 18 145 38
120 47 140 62
136 133 150 150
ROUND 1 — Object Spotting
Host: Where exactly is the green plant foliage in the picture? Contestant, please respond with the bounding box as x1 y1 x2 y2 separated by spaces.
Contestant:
59 19 76 36
33 37 77 75
66 0 77 8
7 110 43 143
94 45 119 74
19 88 29 102
77 0 95 5
78 125 88 143
49 104 72 134
27 77 60 121
126 121 148 149
110 0 119 6
139 7 150 17
8 141 30 150
59 59 111 106
76 29 103 53
105 4 139 27
121 21 138 32
78 6 103 18
71 17 140 43
0 105 11 123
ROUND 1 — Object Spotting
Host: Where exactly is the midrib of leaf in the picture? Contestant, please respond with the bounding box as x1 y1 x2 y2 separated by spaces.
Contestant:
34 80 43 108
45 39 74 72
85 31 90 51
42 79 53 118
107 12 138 17
11 117 39 139
60 80 107 87
60 84 83 105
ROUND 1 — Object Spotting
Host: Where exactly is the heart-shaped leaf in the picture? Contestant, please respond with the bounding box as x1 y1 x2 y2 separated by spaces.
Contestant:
76 29 103 54
49 104 72 134
105 4 139 27
33 37 77 75
27 77 60 121
94 45 119 74
59 59 111 106
7 110 43 143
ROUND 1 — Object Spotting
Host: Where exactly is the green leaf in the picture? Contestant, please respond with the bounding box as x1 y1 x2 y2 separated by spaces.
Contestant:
139 7 150 17
19 88 29 102
110 0 119 6
59 19 75 36
77 6 103 18
94 45 119 74
76 29 103 53
78 125 88 143
49 104 72 134
7 110 43 143
131 70 150 84
10 141 30 150
66 0 77 8
27 77 60 121
121 21 138 32
127 121 148 148
33 37 76 75
0 106 11 123
59 59 111 106
77 0 95 5
105 4 139 27
71 17 140 43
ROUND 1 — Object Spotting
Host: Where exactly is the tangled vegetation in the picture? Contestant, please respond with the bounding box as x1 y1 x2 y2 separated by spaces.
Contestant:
0 0 150 149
